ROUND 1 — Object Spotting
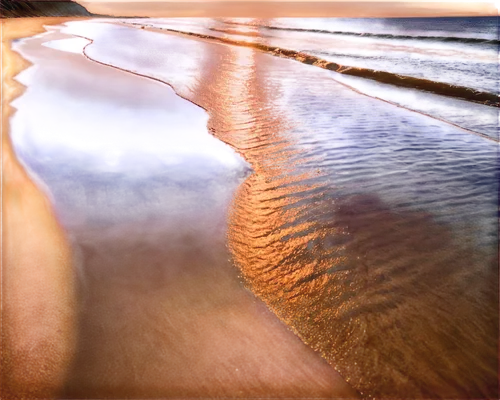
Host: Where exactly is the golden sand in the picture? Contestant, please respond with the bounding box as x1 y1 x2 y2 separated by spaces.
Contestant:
1 18 360 398
1 17 83 399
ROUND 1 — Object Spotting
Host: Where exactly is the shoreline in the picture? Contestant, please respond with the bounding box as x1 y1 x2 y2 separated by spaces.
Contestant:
70 20 498 398
2 18 359 398
120 21 499 143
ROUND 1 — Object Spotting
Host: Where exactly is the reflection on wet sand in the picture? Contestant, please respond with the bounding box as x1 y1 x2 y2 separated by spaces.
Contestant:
171 33 363 397
1 18 81 399
38 129 120 152
136 23 498 398
12 24 358 398
10 20 499 398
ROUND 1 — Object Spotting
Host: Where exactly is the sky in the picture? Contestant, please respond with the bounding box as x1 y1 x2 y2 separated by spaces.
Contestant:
76 1 499 17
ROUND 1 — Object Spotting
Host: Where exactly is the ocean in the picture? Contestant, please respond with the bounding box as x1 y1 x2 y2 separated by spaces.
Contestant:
128 16 499 140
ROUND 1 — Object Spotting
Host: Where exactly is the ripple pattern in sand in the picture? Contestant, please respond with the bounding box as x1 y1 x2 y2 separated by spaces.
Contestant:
61 21 499 398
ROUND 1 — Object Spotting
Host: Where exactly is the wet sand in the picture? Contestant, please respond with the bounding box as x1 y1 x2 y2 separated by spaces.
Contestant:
69 21 498 398
6 20 359 398
1 17 86 399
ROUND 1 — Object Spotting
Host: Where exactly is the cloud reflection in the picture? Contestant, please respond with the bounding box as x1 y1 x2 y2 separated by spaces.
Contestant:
11 29 250 230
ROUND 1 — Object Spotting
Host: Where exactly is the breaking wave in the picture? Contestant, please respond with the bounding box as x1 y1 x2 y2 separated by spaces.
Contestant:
136 23 500 107
226 21 500 46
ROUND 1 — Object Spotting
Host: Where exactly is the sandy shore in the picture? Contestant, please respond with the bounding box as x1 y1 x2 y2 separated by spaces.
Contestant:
2 18 358 398
1 17 85 399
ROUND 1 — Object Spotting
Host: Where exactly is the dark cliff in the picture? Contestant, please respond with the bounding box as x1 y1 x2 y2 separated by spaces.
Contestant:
1 0 93 18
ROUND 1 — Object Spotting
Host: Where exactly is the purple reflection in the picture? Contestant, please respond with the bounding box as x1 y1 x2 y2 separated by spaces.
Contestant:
11 29 251 229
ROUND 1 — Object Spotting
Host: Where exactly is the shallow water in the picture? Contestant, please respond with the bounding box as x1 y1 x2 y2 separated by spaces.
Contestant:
11 23 358 398
11 19 499 399
62 20 498 398
12 30 249 229
122 17 499 139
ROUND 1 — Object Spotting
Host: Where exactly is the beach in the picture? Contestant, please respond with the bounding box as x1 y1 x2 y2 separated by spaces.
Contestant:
1 17 85 399
2 19 358 398
3 16 499 399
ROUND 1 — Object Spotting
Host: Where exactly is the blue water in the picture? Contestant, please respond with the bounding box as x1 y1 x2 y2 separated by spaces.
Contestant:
126 16 499 139
269 17 499 40
231 17 500 93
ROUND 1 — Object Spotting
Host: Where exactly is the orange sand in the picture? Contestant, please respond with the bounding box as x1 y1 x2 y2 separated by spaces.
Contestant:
1 18 359 398
1 17 83 399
